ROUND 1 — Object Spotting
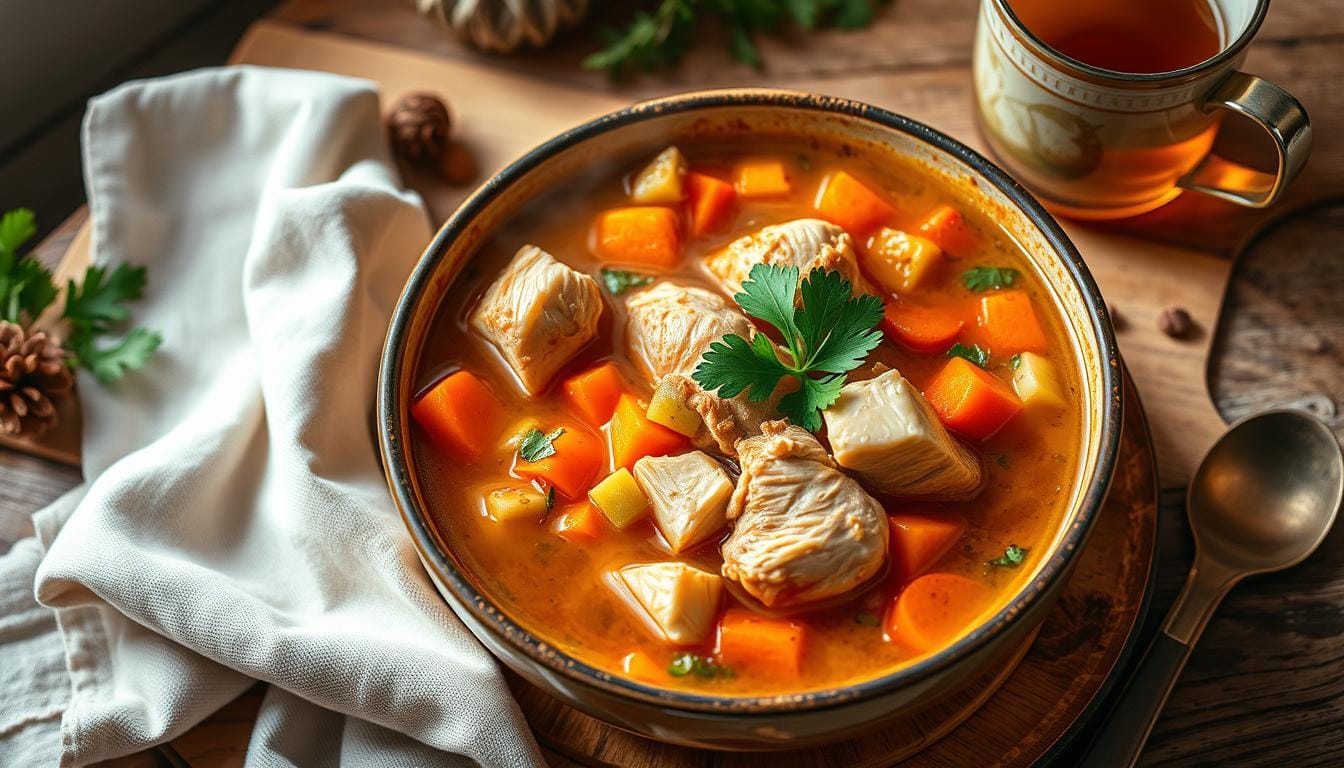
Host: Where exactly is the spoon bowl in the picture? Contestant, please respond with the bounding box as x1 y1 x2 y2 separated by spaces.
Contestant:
1189 409 1344 575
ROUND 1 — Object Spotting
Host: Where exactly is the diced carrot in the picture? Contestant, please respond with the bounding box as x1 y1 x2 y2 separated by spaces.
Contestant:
917 205 978 256
889 515 968 583
550 500 607 544
885 572 992 654
974 291 1048 354
514 424 605 499
410 370 502 460
563 362 627 427
922 357 1023 441
881 302 965 354
622 650 667 684
815 171 897 235
734 160 791 199
608 393 690 470
717 609 806 677
686 172 737 236
594 206 682 268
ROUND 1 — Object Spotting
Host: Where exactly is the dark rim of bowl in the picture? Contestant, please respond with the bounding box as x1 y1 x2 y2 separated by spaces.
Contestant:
378 88 1122 716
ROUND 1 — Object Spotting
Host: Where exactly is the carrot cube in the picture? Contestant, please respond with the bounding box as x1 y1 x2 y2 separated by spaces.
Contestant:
734 160 791 199
881 302 965 354
889 515 968 583
513 424 606 499
717 609 806 677
550 500 607 544
410 370 502 460
622 650 667 683
608 394 690 470
885 572 992 654
922 357 1023 441
686 172 736 236
975 291 1048 354
917 205 978 256
594 206 682 268
815 171 897 235
563 362 627 427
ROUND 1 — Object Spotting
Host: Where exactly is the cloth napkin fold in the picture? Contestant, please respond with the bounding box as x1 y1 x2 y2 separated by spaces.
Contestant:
0 66 543 767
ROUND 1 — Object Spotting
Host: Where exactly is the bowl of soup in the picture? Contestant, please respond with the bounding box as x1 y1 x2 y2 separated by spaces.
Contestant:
378 89 1120 749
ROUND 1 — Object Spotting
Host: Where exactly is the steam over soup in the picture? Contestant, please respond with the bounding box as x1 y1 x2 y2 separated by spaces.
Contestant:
410 141 1082 695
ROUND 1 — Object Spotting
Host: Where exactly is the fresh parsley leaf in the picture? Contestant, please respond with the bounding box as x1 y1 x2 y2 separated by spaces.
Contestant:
600 268 654 296
1009 353 1022 370
3 257 57 325
667 652 733 679
988 544 1029 568
962 266 1019 292
518 427 565 463
68 327 162 384
63 264 148 331
0 208 36 269
946 342 990 368
692 264 882 431
854 611 880 627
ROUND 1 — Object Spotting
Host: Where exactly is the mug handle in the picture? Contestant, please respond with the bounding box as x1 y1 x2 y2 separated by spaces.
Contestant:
1177 71 1312 207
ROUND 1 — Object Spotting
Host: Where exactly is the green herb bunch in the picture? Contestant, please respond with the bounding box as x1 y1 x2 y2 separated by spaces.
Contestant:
692 263 883 431
584 0 891 77
0 208 160 383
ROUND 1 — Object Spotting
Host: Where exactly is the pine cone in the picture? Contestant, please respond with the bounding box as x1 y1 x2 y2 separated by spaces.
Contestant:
0 321 73 437
387 93 452 163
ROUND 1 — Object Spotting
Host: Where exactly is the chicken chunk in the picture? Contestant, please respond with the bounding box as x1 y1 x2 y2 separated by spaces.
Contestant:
705 218 873 297
633 451 734 553
624 282 776 454
823 370 983 499
721 421 889 608
469 245 603 395
611 562 723 645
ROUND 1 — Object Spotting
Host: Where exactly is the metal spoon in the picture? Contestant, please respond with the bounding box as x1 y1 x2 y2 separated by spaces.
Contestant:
1083 409 1344 768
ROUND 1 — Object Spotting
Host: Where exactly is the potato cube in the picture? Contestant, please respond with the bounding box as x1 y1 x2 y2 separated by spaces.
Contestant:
633 451 733 553
483 485 549 523
645 377 703 438
590 467 649 528
865 228 943 294
630 146 687 204
1011 352 1068 410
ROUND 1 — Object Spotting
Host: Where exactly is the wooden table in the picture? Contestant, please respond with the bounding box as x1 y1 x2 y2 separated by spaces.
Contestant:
4 1 1343 765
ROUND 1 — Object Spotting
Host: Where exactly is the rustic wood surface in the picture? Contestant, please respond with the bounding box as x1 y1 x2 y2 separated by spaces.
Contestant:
2 0 1342 765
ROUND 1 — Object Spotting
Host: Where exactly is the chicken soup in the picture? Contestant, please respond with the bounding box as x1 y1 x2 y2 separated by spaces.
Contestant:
409 141 1082 695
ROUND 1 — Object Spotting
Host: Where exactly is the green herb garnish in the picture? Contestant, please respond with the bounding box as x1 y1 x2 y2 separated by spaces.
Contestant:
544 486 556 513
668 652 733 679
583 0 890 77
946 342 990 368
600 268 655 296
518 427 565 462
854 612 880 627
962 266 1019 292
692 264 883 431
988 544 1029 568
1009 353 1022 370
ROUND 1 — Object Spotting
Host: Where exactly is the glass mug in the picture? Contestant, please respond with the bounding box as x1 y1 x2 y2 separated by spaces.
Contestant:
973 0 1312 219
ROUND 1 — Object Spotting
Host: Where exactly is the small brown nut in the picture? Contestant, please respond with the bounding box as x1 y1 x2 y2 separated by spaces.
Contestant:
1158 306 1193 338
440 141 478 186
387 93 451 163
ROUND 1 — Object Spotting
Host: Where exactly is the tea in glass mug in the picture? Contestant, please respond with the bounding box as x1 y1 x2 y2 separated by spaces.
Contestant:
973 0 1311 219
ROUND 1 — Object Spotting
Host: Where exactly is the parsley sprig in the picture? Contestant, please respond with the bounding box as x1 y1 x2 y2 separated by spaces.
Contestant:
0 207 160 383
988 544 1029 568
518 427 565 462
692 264 883 431
962 266 1019 292
668 652 734 679
946 342 990 368
583 0 890 77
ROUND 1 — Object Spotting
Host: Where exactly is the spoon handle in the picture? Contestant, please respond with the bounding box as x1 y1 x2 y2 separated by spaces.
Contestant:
1079 631 1193 767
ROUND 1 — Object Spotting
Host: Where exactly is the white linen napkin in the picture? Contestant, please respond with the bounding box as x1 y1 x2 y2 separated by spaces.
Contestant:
0 66 543 767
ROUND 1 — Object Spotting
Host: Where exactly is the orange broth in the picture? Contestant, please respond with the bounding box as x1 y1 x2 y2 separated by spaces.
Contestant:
410 140 1083 695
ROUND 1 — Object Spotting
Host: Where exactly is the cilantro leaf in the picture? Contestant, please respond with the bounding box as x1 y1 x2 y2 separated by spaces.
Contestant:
693 333 790 402
988 544 1029 568
600 268 655 296
667 652 733 679
518 427 565 463
63 264 149 331
69 327 162 384
778 373 846 432
798 270 883 374
733 264 801 353
947 342 990 368
962 266 1019 292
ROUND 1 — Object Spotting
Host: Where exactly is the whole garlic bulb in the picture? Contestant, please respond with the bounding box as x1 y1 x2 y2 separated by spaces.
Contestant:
414 0 590 53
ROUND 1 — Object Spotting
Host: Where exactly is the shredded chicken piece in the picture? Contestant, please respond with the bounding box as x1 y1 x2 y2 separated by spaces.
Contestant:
611 562 723 645
705 218 873 297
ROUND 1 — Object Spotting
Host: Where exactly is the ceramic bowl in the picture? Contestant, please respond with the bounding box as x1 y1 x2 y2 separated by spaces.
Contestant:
378 89 1121 750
